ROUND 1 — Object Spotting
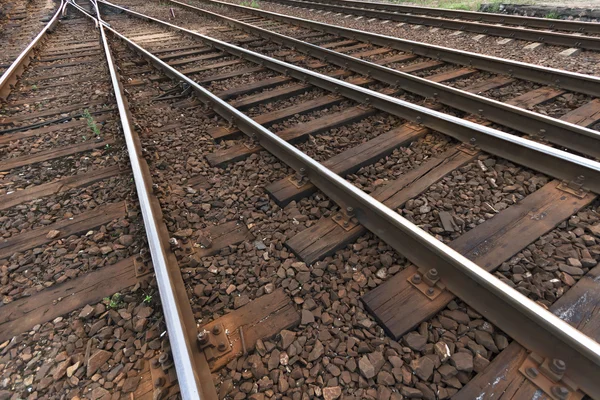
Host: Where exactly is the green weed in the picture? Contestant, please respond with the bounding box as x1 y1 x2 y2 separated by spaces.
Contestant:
545 11 560 19
104 293 124 309
240 0 260 8
83 109 101 138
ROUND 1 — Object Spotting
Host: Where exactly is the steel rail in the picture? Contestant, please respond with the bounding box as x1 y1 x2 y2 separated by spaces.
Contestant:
88 6 600 396
0 0 67 101
260 0 600 51
293 0 600 34
179 0 600 97
100 0 600 194
168 0 600 160
68 2 213 399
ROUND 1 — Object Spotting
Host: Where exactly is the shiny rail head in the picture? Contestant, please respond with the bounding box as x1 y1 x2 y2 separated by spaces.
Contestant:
67 2 206 399
179 0 600 98
290 0 600 33
254 0 600 50
166 0 600 162
89 10 600 396
98 0 600 195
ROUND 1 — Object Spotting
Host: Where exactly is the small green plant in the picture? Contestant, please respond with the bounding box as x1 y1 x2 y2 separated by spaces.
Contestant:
32 84 38 91
545 11 560 19
486 2 501 12
240 0 260 8
83 109 101 138
143 294 153 304
104 293 124 309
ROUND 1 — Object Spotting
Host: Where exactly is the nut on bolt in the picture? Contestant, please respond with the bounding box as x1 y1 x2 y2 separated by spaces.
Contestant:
550 358 566 375
197 330 209 345
158 352 169 365
551 385 569 400
426 268 438 281
294 167 307 181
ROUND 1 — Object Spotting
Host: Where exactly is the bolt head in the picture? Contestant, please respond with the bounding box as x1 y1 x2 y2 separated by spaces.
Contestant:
212 325 221 335
427 288 435 295
412 274 422 284
217 342 227 351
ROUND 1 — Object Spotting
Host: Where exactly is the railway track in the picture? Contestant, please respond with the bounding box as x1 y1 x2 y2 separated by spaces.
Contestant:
151 0 600 160
0 0 59 76
238 0 600 51
103 0 600 397
283 0 600 34
0 2 211 398
1 0 600 399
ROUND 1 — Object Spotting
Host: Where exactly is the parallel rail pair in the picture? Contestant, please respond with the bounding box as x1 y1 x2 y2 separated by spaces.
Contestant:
1 2 209 399
97 1 600 397
295 0 600 34
3 1 600 398
257 0 600 50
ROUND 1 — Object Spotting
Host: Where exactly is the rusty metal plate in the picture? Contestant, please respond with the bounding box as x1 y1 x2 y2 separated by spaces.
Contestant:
519 355 584 400
331 211 359 231
407 272 444 300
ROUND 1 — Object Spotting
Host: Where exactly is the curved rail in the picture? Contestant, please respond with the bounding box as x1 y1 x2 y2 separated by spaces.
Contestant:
0 0 67 100
259 0 600 50
298 0 600 34
93 3 600 396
